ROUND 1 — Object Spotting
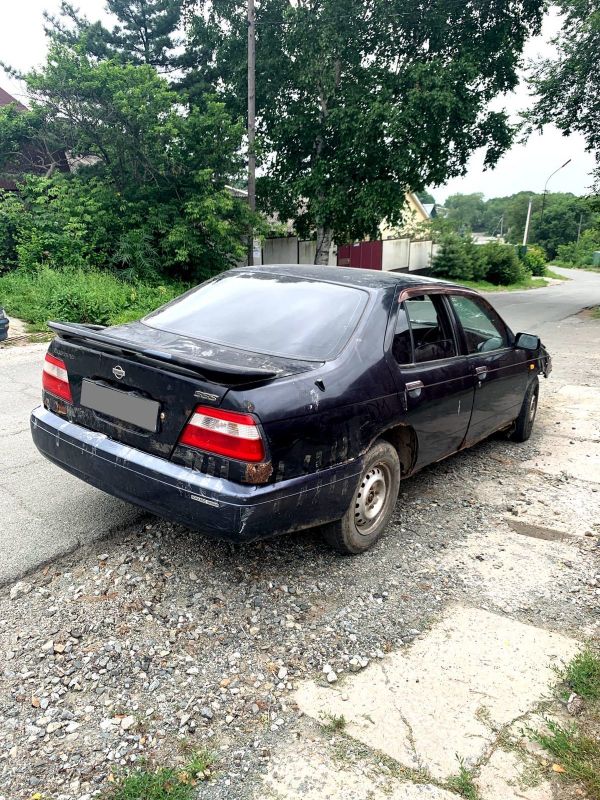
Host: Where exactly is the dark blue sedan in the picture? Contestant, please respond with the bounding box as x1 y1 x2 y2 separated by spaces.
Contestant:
31 266 550 554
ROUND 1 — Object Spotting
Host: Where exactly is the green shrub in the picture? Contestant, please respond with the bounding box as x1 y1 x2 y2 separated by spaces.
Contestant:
463 237 488 281
522 245 547 276
431 234 474 280
0 190 24 272
431 232 492 282
0 267 185 330
556 228 600 267
479 242 528 285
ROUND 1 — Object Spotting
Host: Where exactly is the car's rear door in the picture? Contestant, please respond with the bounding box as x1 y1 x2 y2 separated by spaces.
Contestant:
390 292 474 468
447 293 530 446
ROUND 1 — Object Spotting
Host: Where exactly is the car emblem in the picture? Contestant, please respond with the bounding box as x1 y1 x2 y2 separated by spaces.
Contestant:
112 365 126 380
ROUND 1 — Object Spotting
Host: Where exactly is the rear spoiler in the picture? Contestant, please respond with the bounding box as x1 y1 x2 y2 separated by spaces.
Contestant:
48 321 280 381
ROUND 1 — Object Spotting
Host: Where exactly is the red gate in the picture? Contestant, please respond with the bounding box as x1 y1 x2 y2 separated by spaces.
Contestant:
337 241 383 270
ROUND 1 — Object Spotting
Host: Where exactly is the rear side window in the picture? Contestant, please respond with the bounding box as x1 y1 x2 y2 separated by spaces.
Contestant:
144 272 369 361
393 295 457 364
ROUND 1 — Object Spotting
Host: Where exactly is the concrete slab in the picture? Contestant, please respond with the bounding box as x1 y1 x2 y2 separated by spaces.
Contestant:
260 734 457 800
524 436 600 483
477 748 553 800
295 606 578 781
525 384 600 484
454 525 571 614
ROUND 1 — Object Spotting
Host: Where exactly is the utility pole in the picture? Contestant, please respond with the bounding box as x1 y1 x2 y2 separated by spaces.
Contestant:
577 211 583 244
247 0 256 265
522 198 533 247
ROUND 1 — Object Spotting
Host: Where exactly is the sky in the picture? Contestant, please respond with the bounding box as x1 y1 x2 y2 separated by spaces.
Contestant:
0 2 596 204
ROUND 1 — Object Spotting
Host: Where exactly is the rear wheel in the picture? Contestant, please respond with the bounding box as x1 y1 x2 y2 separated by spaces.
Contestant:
323 440 400 554
509 377 539 443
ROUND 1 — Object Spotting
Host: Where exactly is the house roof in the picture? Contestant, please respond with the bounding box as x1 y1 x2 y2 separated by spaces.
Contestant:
0 86 27 112
406 191 431 220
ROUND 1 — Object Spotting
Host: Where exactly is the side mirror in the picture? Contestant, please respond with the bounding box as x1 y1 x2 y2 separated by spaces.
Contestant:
515 332 540 350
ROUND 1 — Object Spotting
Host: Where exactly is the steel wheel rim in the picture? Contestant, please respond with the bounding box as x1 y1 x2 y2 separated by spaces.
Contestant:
354 463 390 536
529 392 538 423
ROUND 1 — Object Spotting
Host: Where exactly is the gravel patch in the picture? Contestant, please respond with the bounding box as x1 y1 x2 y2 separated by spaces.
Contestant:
1 428 598 800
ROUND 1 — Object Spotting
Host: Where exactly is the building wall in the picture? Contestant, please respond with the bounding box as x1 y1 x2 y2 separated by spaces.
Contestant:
263 237 298 264
381 238 411 271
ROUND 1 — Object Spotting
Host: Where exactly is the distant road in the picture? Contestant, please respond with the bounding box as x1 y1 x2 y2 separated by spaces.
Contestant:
484 266 600 334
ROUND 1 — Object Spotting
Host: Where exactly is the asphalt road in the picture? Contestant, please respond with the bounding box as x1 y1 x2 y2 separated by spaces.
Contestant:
1 266 599 586
483 265 600 333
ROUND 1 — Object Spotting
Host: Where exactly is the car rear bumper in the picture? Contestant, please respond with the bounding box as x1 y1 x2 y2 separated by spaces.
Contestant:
30 406 362 542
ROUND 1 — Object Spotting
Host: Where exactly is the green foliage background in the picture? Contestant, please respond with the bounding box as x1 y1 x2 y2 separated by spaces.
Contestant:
442 191 598 260
0 0 597 330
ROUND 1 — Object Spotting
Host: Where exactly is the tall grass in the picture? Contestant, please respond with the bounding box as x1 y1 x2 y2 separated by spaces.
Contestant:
0 267 187 330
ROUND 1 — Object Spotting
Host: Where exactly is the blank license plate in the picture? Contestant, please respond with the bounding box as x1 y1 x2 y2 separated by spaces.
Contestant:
80 380 160 432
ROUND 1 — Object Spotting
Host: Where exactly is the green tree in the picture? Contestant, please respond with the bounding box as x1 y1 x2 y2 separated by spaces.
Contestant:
557 228 600 266
527 0 600 189
4 45 255 280
417 190 436 205
444 193 486 232
0 103 68 182
44 0 182 69
185 0 545 262
530 194 596 259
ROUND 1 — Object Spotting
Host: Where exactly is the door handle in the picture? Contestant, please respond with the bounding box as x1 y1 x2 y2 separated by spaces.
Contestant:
475 366 488 379
405 380 424 392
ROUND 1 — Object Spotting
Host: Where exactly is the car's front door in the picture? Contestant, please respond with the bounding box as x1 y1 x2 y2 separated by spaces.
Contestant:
447 293 530 446
390 293 474 469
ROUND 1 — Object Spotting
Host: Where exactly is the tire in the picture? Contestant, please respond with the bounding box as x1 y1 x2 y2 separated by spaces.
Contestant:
509 377 539 443
323 440 401 555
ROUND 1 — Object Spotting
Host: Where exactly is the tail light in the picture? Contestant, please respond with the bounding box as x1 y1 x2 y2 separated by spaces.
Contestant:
179 405 266 462
43 353 73 402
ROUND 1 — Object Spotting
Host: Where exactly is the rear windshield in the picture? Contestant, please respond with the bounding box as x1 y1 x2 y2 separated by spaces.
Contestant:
143 272 369 361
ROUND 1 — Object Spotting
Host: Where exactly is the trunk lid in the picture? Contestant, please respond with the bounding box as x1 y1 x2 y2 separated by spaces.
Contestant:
49 321 317 460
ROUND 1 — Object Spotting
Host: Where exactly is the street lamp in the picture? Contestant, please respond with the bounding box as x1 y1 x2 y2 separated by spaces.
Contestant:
540 158 572 223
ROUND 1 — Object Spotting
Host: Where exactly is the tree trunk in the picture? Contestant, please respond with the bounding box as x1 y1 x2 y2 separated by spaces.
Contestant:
314 226 333 265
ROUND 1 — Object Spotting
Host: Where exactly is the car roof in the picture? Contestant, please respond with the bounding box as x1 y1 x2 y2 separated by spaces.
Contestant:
233 264 463 292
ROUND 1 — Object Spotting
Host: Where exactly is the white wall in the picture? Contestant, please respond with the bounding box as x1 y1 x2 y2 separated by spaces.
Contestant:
298 239 315 264
409 240 435 271
382 238 411 271
263 237 298 264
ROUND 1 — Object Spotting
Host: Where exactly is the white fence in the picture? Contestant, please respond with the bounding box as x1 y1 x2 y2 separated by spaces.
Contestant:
260 236 437 272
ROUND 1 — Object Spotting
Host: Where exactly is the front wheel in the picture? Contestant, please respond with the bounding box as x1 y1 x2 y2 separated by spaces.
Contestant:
323 440 400 554
509 377 539 443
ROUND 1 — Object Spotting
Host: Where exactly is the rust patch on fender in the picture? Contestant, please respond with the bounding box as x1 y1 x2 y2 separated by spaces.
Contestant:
243 460 274 484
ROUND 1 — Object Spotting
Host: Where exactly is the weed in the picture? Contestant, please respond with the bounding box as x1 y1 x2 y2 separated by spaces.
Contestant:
446 759 479 800
320 712 347 734
185 749 213 775
562 647 600 700
104 751 214 800
532 720 600 798
0 267 185 330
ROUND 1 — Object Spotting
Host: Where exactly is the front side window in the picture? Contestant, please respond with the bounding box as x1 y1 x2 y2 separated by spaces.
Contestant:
449 295 509 354
392 295 457 364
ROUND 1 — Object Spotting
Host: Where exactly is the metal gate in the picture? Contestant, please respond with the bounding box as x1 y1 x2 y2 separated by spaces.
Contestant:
337 241 383 270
